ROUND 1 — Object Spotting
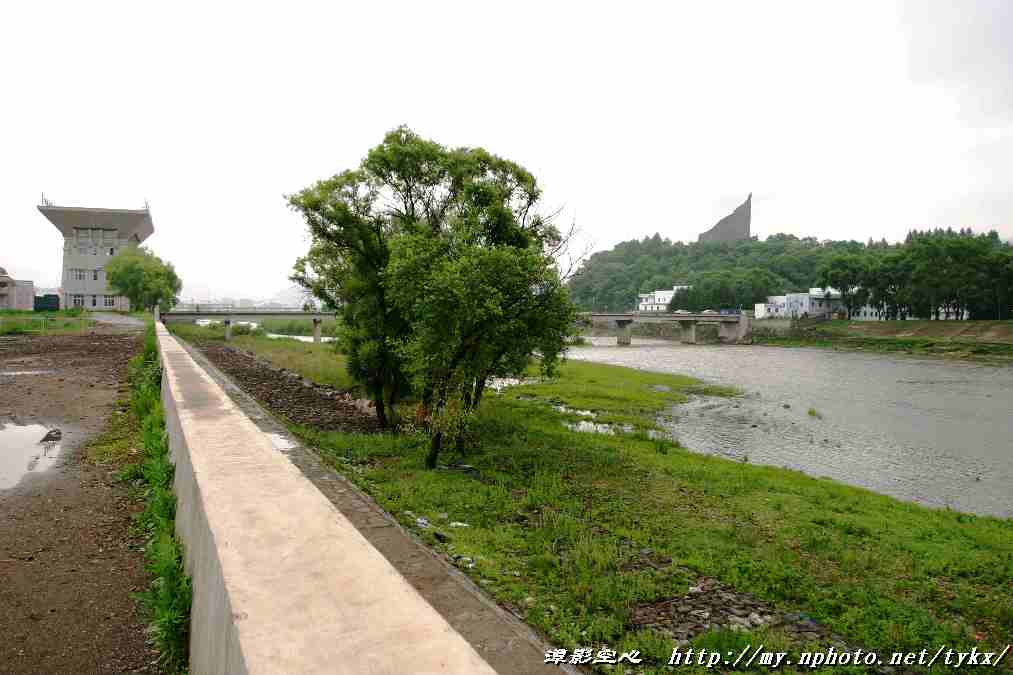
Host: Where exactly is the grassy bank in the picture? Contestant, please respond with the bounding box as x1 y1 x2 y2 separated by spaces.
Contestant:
107 324 191 673
0 309 95 335
169 322 356 390
257 317 341 337
181 329 1012 672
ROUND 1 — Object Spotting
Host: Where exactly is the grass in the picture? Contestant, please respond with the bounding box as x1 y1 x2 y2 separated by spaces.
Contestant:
278 359 1012 673
0 309 95 335
120 322 191 674
169 322 357 391
754 320 1013 363
257 317 341 337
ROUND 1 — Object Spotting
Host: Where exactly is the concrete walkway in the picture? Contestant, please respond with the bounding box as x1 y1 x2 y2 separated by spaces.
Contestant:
179 340 567 675
90 312 145 329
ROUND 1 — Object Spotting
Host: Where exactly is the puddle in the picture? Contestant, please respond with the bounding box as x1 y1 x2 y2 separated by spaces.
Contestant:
553 405 595 417
565 420 634 435
266 333 336 343
487 377 537 392
0 370 56 376
265 432 297 452
0 422 64 489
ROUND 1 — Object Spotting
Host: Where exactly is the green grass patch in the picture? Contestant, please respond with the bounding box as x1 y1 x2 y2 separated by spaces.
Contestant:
121 322 191 674
286 358 1010 671
0 310 95 335
84 395 138 464
257 317 341 337
169 322 357 391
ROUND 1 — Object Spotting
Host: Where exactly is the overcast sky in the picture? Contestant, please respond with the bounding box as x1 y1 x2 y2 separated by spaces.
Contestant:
3 1 1010 300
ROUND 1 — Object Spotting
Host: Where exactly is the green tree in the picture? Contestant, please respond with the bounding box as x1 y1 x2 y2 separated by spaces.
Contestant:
818 254 868 318
289 127 575 449
105 246 182 312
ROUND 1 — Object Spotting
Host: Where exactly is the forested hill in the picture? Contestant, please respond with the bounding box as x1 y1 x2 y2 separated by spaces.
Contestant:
566 230 1012 315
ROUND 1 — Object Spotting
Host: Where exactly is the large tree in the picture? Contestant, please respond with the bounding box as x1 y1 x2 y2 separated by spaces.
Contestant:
289 127 575 450
818 254 868 318
105 246 182 312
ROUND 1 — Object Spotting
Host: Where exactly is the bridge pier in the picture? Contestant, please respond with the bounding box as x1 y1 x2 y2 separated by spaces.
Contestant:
313 318 323 344
616 320 632 346
718 321 738 343
223 319 232 341
678 320 697 344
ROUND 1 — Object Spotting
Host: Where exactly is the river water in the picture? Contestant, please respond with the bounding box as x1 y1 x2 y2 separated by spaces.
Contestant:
569 338 1012 517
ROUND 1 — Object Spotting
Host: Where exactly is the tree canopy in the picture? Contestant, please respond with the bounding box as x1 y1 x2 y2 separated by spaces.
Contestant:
105 246 182 312
289 127 575 464
569 229 1013 320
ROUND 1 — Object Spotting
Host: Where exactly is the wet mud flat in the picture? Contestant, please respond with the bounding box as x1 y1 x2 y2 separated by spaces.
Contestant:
0 333 155 674
189 339 380 433
570 338 1013 517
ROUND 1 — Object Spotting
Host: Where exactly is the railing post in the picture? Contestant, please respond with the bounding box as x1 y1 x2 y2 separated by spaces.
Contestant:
312 318 322 344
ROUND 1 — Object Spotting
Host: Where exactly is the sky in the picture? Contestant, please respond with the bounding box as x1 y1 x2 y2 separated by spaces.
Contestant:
3 1 1010 300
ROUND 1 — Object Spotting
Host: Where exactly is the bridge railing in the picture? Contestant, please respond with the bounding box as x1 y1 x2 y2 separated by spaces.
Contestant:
169 304 314 313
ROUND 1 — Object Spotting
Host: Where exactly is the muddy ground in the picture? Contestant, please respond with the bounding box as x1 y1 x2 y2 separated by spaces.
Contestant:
191 339 380 433
0 331 156 674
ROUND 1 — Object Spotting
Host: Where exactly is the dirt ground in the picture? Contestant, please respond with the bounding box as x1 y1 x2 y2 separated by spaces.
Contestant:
0 331 156 674
192 339 381 433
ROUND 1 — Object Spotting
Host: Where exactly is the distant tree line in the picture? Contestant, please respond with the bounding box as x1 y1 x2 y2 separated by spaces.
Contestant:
567 230 1013 319
817 229 1013 320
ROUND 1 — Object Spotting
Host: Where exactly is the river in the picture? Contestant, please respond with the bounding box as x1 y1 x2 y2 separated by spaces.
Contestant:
568 338 1012 517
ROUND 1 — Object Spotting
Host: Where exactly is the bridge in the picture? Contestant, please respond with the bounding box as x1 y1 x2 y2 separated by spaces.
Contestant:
588 311 751 345
161 307 337 342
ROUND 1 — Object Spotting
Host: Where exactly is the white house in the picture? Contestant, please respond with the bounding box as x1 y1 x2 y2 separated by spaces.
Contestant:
638 284 692 312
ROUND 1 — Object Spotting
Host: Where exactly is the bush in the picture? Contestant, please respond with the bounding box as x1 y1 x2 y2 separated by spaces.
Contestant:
125 322 191 673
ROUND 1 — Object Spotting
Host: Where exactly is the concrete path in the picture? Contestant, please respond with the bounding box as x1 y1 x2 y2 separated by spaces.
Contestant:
90 312 145 329
179 340 567 675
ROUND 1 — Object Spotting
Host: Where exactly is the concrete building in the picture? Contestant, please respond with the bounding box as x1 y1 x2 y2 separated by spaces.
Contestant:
755 289 842 320
638 284 692 312
699 193 751 243
37 198 154 311
0 267 35 310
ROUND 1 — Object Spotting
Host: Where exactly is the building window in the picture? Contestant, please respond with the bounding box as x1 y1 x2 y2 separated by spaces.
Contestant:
72 294 84 308
73 269 87 281
104 295 115 308
91 247 97 255
91 295 98 307
108 247 115 256
93 269 100 281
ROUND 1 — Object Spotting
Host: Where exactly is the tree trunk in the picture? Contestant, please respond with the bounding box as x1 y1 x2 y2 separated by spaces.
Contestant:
426 431 443 469
386 386 399 428
373 388 388 429
472 377 487 410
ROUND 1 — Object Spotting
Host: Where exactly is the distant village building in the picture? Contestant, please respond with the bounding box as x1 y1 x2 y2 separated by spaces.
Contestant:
638 284 692 312
754 288 968 321
37 197 154 311
698 194 751 243
755 288 842 319
0 267 35 310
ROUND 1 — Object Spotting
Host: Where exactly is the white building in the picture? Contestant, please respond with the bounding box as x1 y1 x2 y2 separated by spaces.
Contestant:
0 267 35 310
756 288 842 319
37 199 154 311
638 284 692 312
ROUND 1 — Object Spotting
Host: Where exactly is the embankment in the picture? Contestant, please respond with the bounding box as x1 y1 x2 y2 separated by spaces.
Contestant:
155 322 495 673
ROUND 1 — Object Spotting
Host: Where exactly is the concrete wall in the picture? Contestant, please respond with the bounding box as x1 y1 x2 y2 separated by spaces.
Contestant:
156 323 496 674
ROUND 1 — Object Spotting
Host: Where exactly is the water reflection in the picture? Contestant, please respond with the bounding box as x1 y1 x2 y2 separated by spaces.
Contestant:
0 422 64 490
569 338 1012 517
